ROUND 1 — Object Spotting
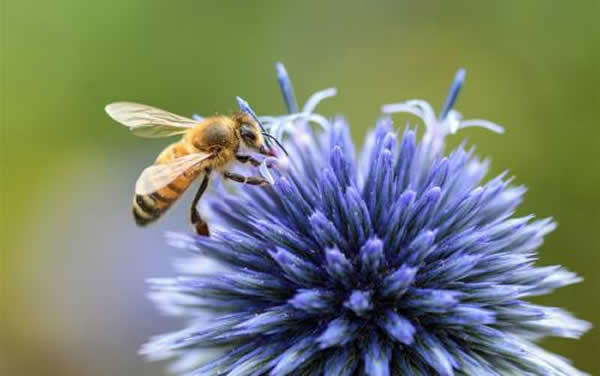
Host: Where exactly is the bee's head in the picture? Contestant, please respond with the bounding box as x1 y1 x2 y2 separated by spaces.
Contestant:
235 113 276 157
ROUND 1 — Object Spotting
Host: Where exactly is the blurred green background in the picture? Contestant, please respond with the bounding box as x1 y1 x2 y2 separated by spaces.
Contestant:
2 1 599 374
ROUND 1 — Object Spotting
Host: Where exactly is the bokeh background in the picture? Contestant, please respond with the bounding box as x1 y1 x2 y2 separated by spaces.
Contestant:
2 1 599 374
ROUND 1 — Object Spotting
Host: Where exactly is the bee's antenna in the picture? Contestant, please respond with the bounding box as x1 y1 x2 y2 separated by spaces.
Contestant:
262 133 289 156
236 96 272 148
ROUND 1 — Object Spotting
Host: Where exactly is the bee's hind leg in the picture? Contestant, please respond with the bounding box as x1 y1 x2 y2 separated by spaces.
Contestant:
224 171 270 186
190 170 211 236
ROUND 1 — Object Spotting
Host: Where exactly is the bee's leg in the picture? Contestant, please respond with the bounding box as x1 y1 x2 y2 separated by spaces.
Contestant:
190 170 211 236
235 155 262 167
236 155 278 168
224 171 270 186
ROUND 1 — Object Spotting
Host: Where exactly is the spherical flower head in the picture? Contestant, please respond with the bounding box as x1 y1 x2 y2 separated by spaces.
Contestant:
142 65 590 375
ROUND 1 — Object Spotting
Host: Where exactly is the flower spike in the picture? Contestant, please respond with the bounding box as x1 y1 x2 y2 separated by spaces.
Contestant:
276 62 299 114
440 68 466 121
144 66 589 376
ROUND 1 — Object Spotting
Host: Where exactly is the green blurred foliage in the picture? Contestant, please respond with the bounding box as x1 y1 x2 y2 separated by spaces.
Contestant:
1 0 599 374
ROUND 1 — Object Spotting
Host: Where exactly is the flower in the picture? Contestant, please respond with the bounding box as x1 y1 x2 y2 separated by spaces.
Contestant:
141 64 590 375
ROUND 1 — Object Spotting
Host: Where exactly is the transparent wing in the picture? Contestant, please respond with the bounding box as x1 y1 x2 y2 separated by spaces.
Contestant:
135 153 212 195
105 102 198 138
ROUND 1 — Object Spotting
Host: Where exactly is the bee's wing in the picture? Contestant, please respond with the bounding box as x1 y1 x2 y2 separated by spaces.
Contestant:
135 153 212 195
105 102 198 138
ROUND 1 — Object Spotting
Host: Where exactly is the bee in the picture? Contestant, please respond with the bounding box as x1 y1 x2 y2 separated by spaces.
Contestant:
105 102 285 236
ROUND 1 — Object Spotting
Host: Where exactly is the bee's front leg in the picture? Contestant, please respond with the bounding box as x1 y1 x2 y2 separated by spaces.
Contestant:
224 171 270 186
235 155 262 167
236 155 278 168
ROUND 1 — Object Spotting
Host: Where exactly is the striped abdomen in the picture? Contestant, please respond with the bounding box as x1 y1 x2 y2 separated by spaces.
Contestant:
132 143 201 226
132 172 200 226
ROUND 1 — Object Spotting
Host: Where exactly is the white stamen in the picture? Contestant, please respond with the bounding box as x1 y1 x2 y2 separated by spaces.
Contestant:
383 99 505 144
259 160 275 184
458 119 505 134
303 88 337 114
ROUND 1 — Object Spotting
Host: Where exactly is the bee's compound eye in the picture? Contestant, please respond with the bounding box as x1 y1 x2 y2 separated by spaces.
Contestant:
240 124 257 141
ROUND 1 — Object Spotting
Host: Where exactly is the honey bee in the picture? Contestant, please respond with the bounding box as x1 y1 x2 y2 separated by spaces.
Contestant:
105 102 284 236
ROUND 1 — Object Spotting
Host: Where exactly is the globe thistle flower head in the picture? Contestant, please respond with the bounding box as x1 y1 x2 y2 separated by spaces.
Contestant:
142 64 590 375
